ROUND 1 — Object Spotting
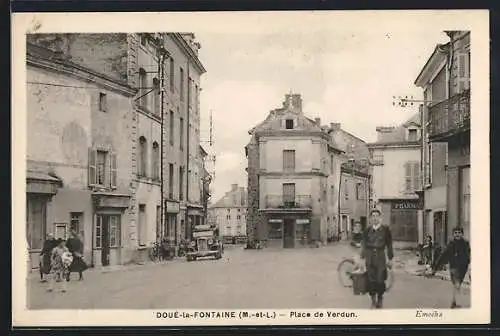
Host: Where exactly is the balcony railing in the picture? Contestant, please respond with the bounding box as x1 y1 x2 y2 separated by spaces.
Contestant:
429 90 470 139
265 195 312 209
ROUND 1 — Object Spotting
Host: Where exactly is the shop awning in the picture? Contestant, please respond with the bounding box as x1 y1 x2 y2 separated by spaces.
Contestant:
26 171 62 194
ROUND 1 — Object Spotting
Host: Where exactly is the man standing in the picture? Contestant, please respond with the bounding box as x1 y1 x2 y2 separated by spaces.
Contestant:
66 230 87 281
431 227 470 308
360 208 394 309
39 233 57 282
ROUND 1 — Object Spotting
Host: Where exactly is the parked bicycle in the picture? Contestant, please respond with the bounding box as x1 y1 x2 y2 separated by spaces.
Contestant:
148 242 162 262
337 256 394 291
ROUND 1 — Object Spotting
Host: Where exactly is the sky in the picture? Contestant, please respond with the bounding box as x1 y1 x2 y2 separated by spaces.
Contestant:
195 29 450 202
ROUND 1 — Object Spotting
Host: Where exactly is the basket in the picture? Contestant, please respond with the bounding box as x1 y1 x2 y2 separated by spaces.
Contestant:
351 271 368 295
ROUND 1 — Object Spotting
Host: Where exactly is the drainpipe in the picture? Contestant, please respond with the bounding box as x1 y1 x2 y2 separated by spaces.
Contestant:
185 60 191 240
337 164 342 241
159 43 166 243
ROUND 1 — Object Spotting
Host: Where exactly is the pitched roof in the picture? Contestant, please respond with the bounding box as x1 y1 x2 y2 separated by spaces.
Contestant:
369 112 421 145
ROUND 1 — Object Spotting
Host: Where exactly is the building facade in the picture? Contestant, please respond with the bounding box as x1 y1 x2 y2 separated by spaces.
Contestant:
26 32 207 268
368 114 423 247
415 30 470 245
245 93 344 248
26 40 136 268
208 184 247 243
330 124 371 240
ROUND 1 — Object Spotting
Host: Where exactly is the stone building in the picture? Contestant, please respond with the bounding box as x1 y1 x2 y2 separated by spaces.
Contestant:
26 39 136 268
208 184 247 244
414 30 470 245
368 113 423 247
245 93 344 248
26 32 206 267
329 124 371 240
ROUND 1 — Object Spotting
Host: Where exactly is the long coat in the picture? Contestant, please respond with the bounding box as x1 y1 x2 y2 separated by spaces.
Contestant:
66 236 88 273
39 238 57 274
361 225 394 294
434 238 470 283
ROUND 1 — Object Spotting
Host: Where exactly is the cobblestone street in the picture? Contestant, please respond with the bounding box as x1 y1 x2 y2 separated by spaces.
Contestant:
27 244 470 310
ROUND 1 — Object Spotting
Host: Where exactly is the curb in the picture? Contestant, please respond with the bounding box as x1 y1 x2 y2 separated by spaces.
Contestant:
404 269 471 287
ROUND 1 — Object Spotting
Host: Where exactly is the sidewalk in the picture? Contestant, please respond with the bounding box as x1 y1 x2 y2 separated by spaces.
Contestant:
393 250 471 287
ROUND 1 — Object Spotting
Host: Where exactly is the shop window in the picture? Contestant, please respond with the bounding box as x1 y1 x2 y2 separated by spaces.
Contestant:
268 222 283 239
109 215 121 247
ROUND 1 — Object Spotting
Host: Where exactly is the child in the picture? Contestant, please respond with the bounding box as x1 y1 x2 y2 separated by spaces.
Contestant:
48 239 73 293
422 235 434 266
350 221 365 272
431 227 470 308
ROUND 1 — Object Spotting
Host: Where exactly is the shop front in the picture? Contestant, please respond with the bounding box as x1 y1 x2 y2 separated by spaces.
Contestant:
385 198 422 246
26 172 62 271
187 205 205 239
165 200 180 244
91 192 130 267
265 212 312 248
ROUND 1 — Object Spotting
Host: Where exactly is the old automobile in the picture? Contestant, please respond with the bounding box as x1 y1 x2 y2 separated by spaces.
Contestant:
186 225 223 262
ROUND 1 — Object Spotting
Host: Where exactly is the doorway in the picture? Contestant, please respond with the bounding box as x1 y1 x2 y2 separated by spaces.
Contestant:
97 214 120 267
283 218 295 248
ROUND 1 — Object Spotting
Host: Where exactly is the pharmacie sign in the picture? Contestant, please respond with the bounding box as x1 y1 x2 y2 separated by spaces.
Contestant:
392 199 422 210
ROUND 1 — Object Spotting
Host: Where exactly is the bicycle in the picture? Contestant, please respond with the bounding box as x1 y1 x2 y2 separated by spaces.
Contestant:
148 242 162 262
337 257 394 291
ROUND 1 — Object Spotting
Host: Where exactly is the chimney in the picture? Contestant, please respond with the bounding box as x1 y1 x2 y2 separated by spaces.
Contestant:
315 117 321 126
231 184 238 191
330 122 341 131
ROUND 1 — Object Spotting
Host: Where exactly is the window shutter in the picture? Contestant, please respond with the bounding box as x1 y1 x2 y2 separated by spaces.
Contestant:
413 162 420 191
110 152 117 188
458 53 470 93
88 148 97 187
404 162 412 192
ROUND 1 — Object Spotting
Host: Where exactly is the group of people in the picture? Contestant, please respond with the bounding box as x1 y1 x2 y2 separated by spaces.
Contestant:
350 208 470 309
39 230 88 293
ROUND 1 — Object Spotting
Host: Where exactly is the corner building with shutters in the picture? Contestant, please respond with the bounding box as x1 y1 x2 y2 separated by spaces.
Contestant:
26 33 206 269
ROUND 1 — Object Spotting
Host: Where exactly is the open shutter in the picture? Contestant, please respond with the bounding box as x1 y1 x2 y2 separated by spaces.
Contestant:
110 152 117 188
404 162 412 192
88 148 97 187
457 53 470 93
413 162 420 191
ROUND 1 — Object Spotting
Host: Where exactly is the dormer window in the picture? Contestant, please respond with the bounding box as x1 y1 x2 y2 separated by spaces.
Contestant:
285 119 294 129
408 128 418 142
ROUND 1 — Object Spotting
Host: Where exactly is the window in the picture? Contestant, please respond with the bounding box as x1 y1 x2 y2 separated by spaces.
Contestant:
95 217 102 248
283 150 296 171
109 215 121 247
54 223 68 240
356 183 365 200
408 129 418 142
26 195 47 250
330 155 334 174
140 34 147 47
152 142 160 180
285 119 294 129
461 167 470 233
424 143 432 186
89 149 117 188
226 215 231 220
458 51 471 93
179 166 184 200
169 110 174 145
168 163 174 199
169 57 175 92
180 67 184 101
153 78 160 116
138 204 146 246
180 117 184 150
404 161 421 193
227 209 230 213
344 179 349 200
70 212 83 238
99 92 107 112
372 151 384 164
139 68 148 108
237 215 241 220
138 137 148 177
282 183 296 204
195 84 199 112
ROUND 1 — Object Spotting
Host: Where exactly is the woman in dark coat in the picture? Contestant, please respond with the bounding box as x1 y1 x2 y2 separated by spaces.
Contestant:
66 230 88 281
39 233 57 282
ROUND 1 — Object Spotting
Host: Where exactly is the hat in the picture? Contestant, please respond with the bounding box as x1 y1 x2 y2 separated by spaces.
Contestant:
369 208 382 216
